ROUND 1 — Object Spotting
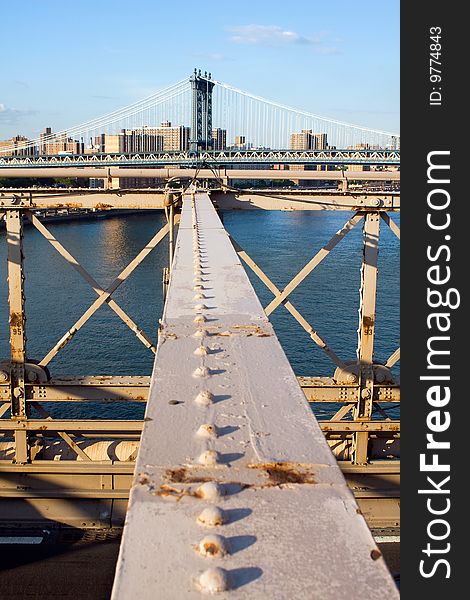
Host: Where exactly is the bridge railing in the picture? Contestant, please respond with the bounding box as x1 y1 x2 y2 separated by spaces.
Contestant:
0 148 401 167
0 191 399 469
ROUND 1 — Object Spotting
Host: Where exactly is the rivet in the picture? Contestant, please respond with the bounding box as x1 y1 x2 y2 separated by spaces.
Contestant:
193 366 210 378
193 293 206 300
194 285 204 291
194 314 207 323
198 449 220 466
194 303 207 311
196 481 224 500
194 345 209 356
193 329 208 338
196 567 229 594
196 423 218 438
197 506 225 527
194 390 214 406
197 534 228 558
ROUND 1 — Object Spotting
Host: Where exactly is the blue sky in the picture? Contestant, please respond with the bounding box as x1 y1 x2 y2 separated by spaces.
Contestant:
0 0 399 139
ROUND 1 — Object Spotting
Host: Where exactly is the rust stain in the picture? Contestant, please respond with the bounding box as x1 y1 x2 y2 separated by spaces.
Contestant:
10 312 23 328
137 473 151 485
155 484 195 501
249 462 316 486
217 325 271 338
362 316 375 335
201 542 219 556
164 467 211 485
95 203 113 210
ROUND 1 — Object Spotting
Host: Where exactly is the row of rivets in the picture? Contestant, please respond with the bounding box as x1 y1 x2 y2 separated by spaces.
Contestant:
191 197 230 594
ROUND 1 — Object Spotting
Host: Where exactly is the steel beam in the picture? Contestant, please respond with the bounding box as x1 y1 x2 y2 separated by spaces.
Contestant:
0 148 400 168
111 191 397 599
213 190 400 211
264 213 363 316
0 378 401 403
5 210 29 463
0 166 401 181
0 420 143 431
0 189 400 211
298 378 400 402
319 421 400 432
355 213 381 464
0 460 400 530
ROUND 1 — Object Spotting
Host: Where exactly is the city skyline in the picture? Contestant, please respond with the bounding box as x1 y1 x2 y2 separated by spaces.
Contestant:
1 1 399 140
1 122 398 157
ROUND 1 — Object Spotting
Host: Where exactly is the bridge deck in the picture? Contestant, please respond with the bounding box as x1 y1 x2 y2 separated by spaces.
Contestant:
111 191 398 598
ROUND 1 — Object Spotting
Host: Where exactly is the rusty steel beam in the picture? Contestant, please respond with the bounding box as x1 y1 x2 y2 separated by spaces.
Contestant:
355 213 381 464
5 210 29 463
0 189 400 211
19 376 150 402
0 167 400 181
298 379 400 402
111 190 398 599
319 421 400 432
0 379 400 404
0 420 143 431
0 419 401 434
212 190 400 212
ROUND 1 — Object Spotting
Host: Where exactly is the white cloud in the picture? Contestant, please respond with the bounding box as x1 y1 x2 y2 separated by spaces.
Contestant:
0 103 36 124
228 24 320 46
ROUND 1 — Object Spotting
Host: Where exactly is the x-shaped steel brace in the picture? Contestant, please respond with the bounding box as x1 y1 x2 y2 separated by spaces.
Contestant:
26 212 177 367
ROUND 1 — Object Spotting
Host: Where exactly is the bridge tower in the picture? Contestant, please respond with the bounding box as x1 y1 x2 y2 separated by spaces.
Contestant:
190 69 215 152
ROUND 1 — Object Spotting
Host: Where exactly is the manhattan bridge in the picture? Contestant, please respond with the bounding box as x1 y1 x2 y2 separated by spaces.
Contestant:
0 69 399 168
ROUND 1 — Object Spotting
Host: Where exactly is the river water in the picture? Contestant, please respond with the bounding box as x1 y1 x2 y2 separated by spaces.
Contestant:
0 210 399 419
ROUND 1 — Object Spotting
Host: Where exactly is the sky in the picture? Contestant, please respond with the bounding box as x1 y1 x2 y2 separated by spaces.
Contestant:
0 0 400 140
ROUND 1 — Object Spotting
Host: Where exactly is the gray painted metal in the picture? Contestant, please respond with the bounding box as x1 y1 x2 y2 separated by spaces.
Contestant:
111 191 398 598
0 148 400 168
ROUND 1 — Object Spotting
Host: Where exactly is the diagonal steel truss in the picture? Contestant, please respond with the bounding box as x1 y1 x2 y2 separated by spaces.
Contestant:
229 210 401 464
0 202 399 466
1 209 178 462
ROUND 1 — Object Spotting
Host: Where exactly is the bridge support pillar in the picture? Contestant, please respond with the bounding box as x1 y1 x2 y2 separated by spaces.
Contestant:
5 210 29 463
354 212 381 465
189 70 215 152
